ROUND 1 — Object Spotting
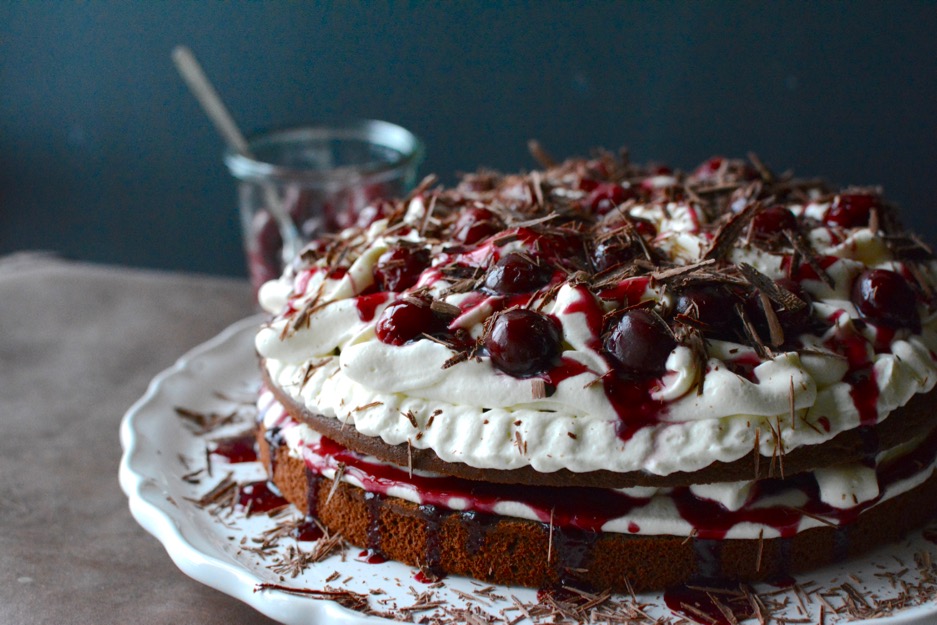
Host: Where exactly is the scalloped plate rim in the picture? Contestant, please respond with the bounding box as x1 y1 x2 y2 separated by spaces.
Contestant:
118 316 937 625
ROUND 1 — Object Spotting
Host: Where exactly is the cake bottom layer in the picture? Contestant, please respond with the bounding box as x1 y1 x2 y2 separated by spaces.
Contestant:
257 428 937 592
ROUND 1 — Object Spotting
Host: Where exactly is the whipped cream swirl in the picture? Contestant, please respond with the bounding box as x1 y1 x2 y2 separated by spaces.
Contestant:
257 156 937 476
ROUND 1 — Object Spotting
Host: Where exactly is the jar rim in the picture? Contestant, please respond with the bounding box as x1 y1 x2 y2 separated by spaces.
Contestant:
223 119 424 185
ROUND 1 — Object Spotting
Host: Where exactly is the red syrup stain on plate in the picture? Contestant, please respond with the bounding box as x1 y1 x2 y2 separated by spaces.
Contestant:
413 569 446 584
236 480 287 515
357 549 387 564
292 518 324 542
209 432 258 463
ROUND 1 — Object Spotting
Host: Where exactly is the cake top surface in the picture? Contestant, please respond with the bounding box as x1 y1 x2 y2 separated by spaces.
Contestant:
256 148 937 477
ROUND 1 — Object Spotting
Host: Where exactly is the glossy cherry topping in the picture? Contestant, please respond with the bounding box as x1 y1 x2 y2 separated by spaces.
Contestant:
851 269 920 332
751 205 797 239
452 207 502 244
484 252 553 294
278 149 934 406
577 177 600 192
825 193 880 228
583 183 634 215
604 309 675 376
376 299 449 345
373 246 430 292
529 229 588 266
484 309 562 377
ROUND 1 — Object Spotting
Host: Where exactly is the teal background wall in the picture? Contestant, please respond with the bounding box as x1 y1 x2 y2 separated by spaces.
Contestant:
2 2 936 277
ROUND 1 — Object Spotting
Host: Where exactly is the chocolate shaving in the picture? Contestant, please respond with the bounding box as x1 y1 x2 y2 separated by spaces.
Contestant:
324 464 345 506
418 193 438 235
530 170 545 207
547 507 555 564
407 439 413 478
508 212 560 229
430 300 462 317
406 174 439 201
736 302 771 359
759 291 785 347
651 258 717 282
704 201 762 261
254 584 370 611
747 152 774 184
527 139 556 168
174 407 238 434
185 472 237 508
513 430 527 456
738 263 807 312
869 206 881 234
785 230 835 288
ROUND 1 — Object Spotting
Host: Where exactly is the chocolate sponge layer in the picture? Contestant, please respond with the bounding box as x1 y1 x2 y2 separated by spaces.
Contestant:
257 424 937 592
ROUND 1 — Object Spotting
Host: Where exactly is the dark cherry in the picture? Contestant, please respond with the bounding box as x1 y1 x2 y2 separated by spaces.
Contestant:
532 229 588 265
375 299 449 345
484 309 562 377
583 183 634 215
452 207 501 244
592 238 638 272
247 209 284 291
825 193 880 228
630 217 657 238
373 246 430 292
851 269 920 332
484 252 552 294
674 285 740 339
577 177 600 192
604 309 675 376
752 206 797 238
746 278 813 341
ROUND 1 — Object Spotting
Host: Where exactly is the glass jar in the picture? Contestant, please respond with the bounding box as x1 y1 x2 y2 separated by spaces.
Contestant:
224 120 424 294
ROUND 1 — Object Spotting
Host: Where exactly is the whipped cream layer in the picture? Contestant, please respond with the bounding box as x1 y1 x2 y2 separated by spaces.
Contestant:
257 156 937 476
259 390 937 539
